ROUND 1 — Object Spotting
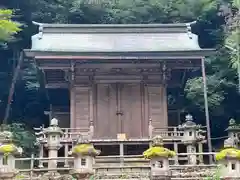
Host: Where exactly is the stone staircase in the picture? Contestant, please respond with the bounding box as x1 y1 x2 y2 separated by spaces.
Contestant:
92 156 218 180
94 156 151 179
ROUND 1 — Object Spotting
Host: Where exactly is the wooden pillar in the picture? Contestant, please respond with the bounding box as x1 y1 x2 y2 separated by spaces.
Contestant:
148 119 153 139
70 86 76 129
89 84 94 138
162 84 168 129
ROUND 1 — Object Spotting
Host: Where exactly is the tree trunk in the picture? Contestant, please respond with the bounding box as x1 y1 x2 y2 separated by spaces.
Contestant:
2 52 24 128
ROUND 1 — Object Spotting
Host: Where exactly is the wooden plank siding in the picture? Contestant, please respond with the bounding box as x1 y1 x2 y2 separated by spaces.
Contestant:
121 84 148 138
75 86 91 128
70 82 168 139
94 84 118 138
147 85 168 130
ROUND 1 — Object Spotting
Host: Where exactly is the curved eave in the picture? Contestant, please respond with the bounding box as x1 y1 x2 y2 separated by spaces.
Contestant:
24 49 215 59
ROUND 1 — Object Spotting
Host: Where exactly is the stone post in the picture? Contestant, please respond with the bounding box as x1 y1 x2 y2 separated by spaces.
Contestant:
0 131 22 180
215 137 240 178
143 136 175 180
179 114 205 165
69 135 100 180
43 118 63 169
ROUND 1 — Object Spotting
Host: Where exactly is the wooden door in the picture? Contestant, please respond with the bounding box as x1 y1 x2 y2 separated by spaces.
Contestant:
94 84 118 138
120 84 148 138
94 83 148 139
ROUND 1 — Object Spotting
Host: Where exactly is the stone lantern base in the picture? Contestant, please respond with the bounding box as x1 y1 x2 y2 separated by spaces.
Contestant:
0 166 18 180
151 175 171 180
151 170 172 180
41 171 62 180
70 169 94 180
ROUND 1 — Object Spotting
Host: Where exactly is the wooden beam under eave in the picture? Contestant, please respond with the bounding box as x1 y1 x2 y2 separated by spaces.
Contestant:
45 83 69 89
44 111 69 115
38 62 201 70
24 49 215 58
39 66 71 70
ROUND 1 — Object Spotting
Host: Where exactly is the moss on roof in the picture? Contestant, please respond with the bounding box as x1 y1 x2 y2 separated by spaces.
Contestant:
215 148 240 161
71 144 100 157
143 146 176 159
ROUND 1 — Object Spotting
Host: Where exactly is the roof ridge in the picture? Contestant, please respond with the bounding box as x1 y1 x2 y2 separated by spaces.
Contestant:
32 21 197 34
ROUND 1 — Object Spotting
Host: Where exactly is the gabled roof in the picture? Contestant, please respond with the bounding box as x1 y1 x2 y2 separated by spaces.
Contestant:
30 21 204 53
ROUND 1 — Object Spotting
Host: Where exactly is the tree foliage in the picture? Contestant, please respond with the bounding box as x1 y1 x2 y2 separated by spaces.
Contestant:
0 0 239 143
1 123 37 157
0 9 21 42
224 0 240 69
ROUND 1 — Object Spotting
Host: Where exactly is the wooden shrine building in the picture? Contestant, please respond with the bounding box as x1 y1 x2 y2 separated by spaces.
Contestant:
24 22 213 154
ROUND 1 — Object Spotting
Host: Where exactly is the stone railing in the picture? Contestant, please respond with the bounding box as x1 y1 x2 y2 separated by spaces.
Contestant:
34 127 93 141
14 154 218 179
2 116 240 180
151 126 185 140
0 146 236 180
15 152 217 170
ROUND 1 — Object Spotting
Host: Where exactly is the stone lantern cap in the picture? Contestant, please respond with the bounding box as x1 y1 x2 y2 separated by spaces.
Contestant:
225 118 240 132
215 137 240 161
0 131 23 156
178 114 201 130
69 135 100 157
143 136 175 159
43 118 63 135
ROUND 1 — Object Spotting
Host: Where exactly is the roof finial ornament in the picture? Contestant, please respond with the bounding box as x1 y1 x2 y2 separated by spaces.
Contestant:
50 118 58 127
32 21 43 39
185 21 196 39
185 114 193 122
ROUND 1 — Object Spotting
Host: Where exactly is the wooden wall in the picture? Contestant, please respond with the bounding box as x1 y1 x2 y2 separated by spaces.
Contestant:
70 83 168 139
54 113 70 128
147 85 168 130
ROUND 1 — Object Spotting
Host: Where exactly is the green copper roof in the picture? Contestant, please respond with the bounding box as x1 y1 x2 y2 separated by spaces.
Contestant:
31 22 202 52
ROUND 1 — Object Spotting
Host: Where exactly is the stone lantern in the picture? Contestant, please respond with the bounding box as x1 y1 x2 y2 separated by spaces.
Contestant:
179 114 205 165
143 136 175 180
179 114 198 142
69 135 100 180
43 118 63 169
225 119 240 148
0 131 22 180
215 137 240 178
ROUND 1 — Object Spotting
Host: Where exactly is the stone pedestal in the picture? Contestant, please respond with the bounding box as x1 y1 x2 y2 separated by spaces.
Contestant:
186 144 197 165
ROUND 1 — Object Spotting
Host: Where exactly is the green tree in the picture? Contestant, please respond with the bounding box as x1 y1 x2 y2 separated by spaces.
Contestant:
0 0 238 144
0 9 21 42
0 123 37 157
224 0 240 91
